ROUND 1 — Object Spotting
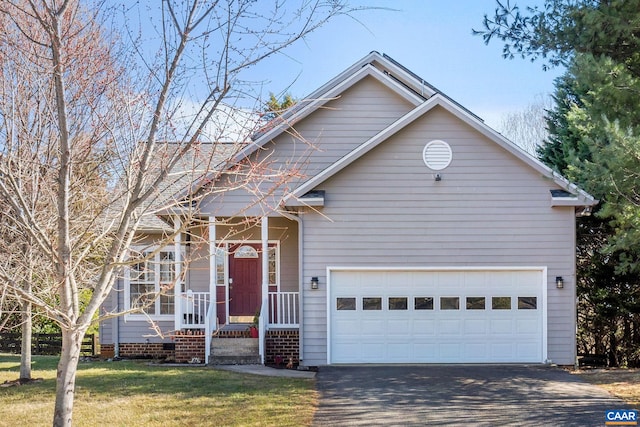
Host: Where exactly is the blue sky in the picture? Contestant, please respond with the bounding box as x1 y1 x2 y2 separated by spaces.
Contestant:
243 0 562 129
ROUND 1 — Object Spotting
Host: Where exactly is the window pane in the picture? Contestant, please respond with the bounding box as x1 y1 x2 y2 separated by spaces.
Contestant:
215 247 225 285
235 245 258 258
492 297 511 310
518 297 537 309
130 283 154 313
415 297 434 310
131 261 147 282
268 247 277 285
160 293 175 315
389 297 408 310
337 298 356 311
466 297 485 310
159 251 175 282
363 297 382 310
440 297 459 310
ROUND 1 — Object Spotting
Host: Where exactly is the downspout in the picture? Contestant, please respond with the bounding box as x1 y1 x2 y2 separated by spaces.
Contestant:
280 210 304 364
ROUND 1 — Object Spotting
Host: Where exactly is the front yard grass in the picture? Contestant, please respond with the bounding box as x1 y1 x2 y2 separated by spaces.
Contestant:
0 354 316 427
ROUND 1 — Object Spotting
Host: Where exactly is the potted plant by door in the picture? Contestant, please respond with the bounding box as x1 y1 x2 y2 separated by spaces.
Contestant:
248 310 259 338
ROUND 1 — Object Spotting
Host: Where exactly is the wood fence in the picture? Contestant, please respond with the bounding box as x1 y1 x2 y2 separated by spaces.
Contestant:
0 333 97 356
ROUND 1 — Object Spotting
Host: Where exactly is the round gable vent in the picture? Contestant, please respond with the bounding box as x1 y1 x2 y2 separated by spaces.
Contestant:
422 140 452 171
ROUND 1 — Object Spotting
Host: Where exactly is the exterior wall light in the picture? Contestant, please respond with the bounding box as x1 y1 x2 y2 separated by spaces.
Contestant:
311 277 319 290
556 276 564 289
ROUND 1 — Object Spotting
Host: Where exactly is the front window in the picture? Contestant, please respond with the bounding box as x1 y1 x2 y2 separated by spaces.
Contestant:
128 249 178 316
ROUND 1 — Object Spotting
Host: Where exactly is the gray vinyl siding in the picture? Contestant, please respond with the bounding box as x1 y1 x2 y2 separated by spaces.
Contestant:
300 106 577 366
201 75 414 216
100 278 176 345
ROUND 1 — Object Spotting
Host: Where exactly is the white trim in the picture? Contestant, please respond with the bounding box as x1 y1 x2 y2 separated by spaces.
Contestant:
124 246 183 322
206 217 217 364
260 216 269 364
174 217 182 330
285 196 325 207
551 197 583 206
326 266 548 365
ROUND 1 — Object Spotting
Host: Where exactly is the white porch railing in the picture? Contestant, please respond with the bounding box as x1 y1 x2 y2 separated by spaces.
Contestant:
180 290 210 329
268 291 300 327
180 290 299 331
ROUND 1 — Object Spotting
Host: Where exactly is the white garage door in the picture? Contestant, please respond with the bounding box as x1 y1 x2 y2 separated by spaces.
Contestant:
328 268 546 364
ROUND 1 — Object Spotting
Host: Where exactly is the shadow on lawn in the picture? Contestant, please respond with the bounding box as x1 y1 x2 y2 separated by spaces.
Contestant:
1 354 309 399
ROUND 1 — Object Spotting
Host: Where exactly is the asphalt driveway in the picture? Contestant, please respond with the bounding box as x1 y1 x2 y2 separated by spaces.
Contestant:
313 365 630 426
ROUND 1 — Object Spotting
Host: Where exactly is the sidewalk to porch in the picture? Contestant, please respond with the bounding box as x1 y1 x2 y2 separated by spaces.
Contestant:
215 364 315 378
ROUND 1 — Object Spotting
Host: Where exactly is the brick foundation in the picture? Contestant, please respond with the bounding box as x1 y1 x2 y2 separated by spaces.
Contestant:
100 344 115 359
101 333 204 363
265 329 299 367
101 328 298 365
174 330 206 363
118 343 175 360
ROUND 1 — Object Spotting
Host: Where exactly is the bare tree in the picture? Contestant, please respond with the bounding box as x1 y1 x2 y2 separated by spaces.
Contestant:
0 1 357 425
498 94 552 156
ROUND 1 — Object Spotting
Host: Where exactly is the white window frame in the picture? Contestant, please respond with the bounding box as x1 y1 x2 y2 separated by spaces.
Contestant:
124 247 183 321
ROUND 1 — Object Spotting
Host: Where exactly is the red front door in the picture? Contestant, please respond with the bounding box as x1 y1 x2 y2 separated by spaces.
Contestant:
228 244 261 320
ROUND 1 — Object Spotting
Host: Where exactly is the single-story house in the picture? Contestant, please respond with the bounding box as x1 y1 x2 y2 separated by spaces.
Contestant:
99 51 596 366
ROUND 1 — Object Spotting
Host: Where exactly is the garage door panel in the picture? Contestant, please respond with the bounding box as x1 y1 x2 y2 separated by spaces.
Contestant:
439 343 462 359
413 320 436 335
517 319 540 334
464 343 487 359
438 319 462 335
490 343 515 359
491 319 514 334
464 319 487 334
330 269 545 364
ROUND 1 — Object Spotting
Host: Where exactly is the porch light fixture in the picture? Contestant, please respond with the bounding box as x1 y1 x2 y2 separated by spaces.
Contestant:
556 276 564 289
311 277 319 290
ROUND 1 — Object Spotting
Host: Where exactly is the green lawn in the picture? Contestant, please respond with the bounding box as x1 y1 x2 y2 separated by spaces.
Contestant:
0 354 317 427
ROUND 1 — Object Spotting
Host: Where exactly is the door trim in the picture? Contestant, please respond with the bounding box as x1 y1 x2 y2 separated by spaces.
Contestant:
219 240 279 324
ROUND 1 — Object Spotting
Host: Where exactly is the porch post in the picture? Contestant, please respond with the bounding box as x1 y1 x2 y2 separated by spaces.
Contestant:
173 216 183 331
260 215 269 364
206 216 217 364
209 217 217 316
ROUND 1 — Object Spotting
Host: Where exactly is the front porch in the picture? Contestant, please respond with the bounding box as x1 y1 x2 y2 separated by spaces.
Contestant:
171 215 301 365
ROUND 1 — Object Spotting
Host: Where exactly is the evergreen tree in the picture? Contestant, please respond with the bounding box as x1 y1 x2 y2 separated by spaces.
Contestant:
478 1 640 365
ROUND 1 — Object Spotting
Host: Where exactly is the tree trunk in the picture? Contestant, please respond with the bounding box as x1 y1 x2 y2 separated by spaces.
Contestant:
53 329 82 427
20 299 32 380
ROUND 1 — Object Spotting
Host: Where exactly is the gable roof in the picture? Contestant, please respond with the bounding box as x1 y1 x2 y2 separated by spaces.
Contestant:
179 52 596 214
285 92 596 208
240 51 595 210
